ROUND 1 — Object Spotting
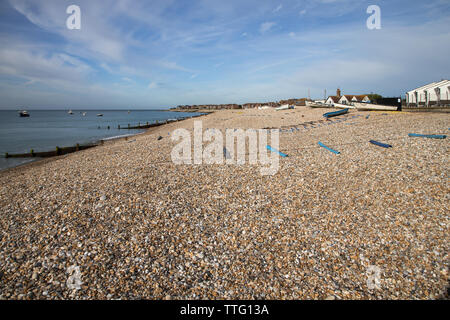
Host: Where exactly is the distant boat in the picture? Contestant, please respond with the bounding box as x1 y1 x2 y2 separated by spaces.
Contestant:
19 110 30 117
323 108 349 119
97 113 103 117
68 110 74 115
306 101 330 108
275 104 294 111
128 110 131 114
82 112 87 116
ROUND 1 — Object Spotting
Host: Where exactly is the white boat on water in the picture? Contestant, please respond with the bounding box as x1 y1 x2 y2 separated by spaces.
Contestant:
19 110 30 117
354 103 398 111
68 110 74 115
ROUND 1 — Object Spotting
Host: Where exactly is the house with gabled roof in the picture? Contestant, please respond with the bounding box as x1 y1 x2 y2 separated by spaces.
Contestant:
325 89 370 105
352 95 371 103
338 95 355 105
325 96 340 105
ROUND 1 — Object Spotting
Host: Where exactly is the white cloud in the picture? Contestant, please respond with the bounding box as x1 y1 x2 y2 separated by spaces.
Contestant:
274 4 283 13
0 47 91 86
2 0 449 108
158 60 193 73
100 63 114 74
148 81 158 89
9 0 126 62
260 22 276 34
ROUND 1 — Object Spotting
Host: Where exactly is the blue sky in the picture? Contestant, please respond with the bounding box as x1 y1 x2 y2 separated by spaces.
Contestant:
0 0 449 109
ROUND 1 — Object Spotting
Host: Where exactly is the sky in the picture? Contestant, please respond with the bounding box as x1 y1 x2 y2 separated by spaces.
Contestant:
0 0 449 109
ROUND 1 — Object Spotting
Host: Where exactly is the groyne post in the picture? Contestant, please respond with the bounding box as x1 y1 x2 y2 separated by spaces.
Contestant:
76 144 80 151
56 146 61 155
5 153 9 159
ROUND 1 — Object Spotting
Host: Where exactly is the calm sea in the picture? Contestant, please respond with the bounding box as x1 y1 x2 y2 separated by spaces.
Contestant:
0 110 200 171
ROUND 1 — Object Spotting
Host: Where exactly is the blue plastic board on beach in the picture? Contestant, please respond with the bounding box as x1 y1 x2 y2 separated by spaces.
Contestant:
369 140 392 148
408 133 446 139
266 145 288 157
318 142 340 155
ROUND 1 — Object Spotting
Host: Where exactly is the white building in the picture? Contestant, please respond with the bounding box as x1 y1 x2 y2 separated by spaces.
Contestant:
338 95 353 105
338 95 370 105
406 80 450 107
325 96 340 105
326 89 370 106
352 95 371 103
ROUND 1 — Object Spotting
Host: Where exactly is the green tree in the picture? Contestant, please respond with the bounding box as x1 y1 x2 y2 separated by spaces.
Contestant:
368 94 383 102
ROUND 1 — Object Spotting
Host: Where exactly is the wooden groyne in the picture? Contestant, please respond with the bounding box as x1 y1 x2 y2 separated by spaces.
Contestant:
4 143 98 159
3 113 208 159
117 114 206 130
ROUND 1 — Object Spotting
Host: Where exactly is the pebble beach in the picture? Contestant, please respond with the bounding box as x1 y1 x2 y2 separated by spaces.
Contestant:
0 107 448 300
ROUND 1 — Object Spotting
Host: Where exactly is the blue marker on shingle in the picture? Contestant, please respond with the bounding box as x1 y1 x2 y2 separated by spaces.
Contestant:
266 145 288 157
318 142 340 155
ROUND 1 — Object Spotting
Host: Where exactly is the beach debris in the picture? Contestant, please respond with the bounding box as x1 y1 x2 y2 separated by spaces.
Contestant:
318 142 340 155
266 145 288 157
366 115 370 119
157 136 163 141
408 133 446 139
369 140 392 148
66 265 82 291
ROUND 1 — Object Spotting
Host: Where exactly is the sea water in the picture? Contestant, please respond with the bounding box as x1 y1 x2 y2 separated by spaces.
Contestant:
0 110 201 171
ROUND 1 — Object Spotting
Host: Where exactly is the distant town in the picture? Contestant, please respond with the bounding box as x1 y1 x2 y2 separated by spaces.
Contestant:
172 80 450 111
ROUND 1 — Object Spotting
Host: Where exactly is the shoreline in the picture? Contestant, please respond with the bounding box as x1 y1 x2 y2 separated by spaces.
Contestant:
0 111 212 174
